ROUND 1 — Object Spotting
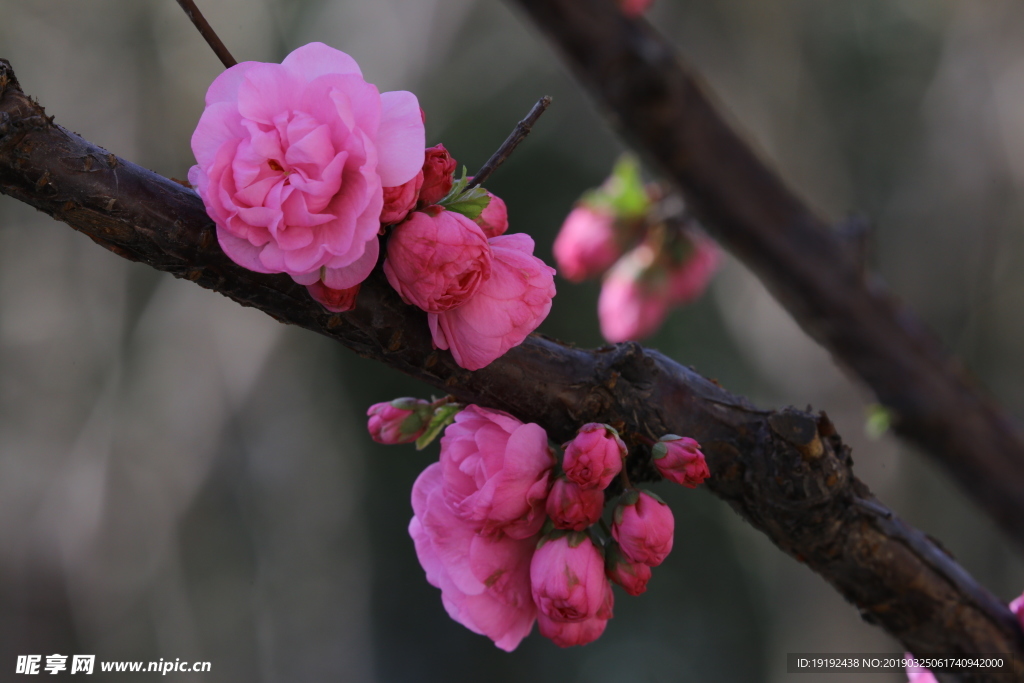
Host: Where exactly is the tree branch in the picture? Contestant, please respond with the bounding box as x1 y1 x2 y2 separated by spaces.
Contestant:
506 0 1024 551
0 60 1021 681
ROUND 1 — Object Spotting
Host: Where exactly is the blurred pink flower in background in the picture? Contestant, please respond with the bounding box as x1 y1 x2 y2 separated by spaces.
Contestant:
618 0 654 18
598 244 670 342
384 207 492 313
189 42 425 290
667 235 720 305
429 234 556 371
553 205 621 282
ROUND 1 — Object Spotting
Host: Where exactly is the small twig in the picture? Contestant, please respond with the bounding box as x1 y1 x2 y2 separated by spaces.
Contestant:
467 96 551 190
175 0 238 69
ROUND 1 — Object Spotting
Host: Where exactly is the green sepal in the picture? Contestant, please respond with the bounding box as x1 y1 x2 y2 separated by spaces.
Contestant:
658 434 683 442
651 442 669 460
566 531 588 548
397 412 427 439
619 489 640 508
865 404 892 439
537 527 568 550
581 155 649 220
415 403 462 450
643 490 666 505
390 397 423 411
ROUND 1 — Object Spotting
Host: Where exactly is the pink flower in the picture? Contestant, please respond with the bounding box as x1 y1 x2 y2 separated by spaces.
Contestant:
605 541 651 596
409 463 537 651
537 612 609 648
667 235 720 306
618 0 653 17
305 280 360 312
1009 590 1024 628
384 207 492 313
546 477 606 531
419 144 457 205
428 234 556 371
380 171 423 225
553 205 621 282
475 191 508 238
530 534 612 628
366 398 431 445
612 490 674 566
598 244 671 343
562 423 626 491
652 435 710 488
438 405 554 539
189 42 425 290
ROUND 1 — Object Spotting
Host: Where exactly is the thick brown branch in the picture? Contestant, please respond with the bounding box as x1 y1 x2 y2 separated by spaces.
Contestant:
506 0 1024 551
0 60 1021 681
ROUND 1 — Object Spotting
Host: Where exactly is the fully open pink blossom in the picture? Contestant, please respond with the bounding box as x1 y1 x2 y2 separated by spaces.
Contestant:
419 144 457 205
546 477 606 531
605 541 651 596
475 191 508 238
652 435 710 488
612 491 674 566
305 280 360 313
384 207 492 313
189 42 425 290
380 171 423 225
428 234 556 371
562 423 626 491
598 244 671 342
530 534 612 627
668 235 720 305
409 463 537 651
439 405 554 539
366 397 431 445
553 205 621 282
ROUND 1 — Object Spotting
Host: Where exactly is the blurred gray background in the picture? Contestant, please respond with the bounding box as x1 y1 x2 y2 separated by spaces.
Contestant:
2 1 1024 681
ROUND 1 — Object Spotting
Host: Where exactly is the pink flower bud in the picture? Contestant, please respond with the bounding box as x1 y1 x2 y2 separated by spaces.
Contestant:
306 280 361 312
546 477 606 531
366 398 431 444
562 423 626 491
618 0 653 17
598 244 672 342
428 234 556 370
380 171 424 225
530 534 612 627
439 405 554 539
537 612 609 648
553 206 621 282
667 235 720 306
474 191 508 238
419 144 457 205
384 207 492 313
652 435 709 488
605 540 651 596
612 490 674 566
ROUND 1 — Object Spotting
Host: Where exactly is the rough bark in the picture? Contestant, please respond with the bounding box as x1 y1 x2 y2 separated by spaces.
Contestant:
506 0 1024 554
1 60 1022 681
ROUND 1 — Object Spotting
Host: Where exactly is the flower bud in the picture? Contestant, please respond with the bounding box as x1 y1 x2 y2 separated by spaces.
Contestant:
474 190 508 238
384 208 492 313
306 281 361 312
667 235 720 306
419 144 457 205
612 490 674 566
618 0 653 17
652 435 710 488
605 540 652 596
531 533 612 627
367 398 432 445
536 579 613 647
546 477 606 531
598 244 672 343
381 171 424 225
562 423 626 491
553 205 621 282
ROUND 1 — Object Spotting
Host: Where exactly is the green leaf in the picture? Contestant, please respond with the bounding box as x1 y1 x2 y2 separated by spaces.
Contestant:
605 155 649 219
415 403 462 450
445 188 491 220
865 404 893 439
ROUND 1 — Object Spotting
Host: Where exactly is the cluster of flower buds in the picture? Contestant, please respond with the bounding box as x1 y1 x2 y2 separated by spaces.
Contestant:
369 399 710 651
189 42 554 373
552 156 720 342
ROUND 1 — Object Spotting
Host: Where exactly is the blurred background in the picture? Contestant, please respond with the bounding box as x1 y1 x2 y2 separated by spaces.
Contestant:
2 0 1024 680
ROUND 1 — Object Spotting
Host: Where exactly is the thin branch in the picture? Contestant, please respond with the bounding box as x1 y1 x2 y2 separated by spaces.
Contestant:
0 60 1021 682
466 95 551 189
507 0 1024 550
174 0 237 69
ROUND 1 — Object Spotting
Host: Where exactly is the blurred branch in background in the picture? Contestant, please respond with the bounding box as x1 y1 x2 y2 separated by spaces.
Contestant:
507 0 1024 550
1 60 1022 680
